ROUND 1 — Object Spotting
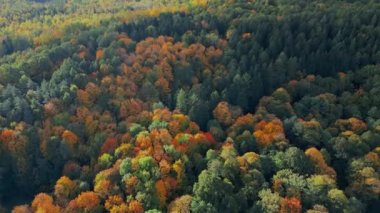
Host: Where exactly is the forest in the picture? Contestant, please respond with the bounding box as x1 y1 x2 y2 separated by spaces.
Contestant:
0 0 380 212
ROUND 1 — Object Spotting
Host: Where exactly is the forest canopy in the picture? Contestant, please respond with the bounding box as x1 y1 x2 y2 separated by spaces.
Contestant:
0 0 380 212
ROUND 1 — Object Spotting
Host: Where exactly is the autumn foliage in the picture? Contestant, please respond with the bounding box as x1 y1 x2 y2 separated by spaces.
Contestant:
71 192 100 212
213 101 233 126
253 118 286 148
2 1 380 212
280 197 302 213
305 147 337 178
31 193 61 213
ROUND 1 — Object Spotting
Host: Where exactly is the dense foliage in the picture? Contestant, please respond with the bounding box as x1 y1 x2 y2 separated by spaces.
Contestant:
0 0 380 212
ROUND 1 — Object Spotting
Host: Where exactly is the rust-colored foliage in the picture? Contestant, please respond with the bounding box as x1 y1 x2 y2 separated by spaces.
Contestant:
62 161 81 177
62 130 78 146
242 32 252 39
77 89 91 106
365 152 380 168
0 129 14 143
155 77 170 94
74 191 100 211
280 197 302 213
85 82 101 98
159 159 171 177
155 179 168 208
78 47 88 59
128 200 144 213
4 36 229 212
163 176 178 191
213 101 233 126
172 132 215 154
31 193 60 213
253 119 285 148
119 34 133 46
100 137 119 155
125 176 138 194
96 48 104 60
43 101 58 117
305 147 336 178
12 205 32 213
273 179 283 193
172 133 191 153
136 132 152 150
228 113 255 137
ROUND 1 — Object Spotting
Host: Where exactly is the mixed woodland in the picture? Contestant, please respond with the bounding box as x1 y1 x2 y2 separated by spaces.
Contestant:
0 0 380 212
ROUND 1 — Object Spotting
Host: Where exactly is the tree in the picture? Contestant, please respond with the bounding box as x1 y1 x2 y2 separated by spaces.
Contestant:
213 102 233 126
191 169 238 212
72 191 100 212
176 89 188 113
31 193 60 213
54 176 76 202
155 179 168 208
272 169 306 198
100 137 118 155
105 195 124 212
256 189 282 213
168 195 192 213
12 205 33 213
227 113 255 138
272 147 313 174
280 197 301 213
327 189 349 212
306 205 328 213
128 200 144 213
254 119 286 149
287 119 326 148
234 130 257 154
305 147 336 178
258 88 294 119
347 159 380 202
305 175 336 207
329 132 369 160
62 130 78 147
96 48 104 60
